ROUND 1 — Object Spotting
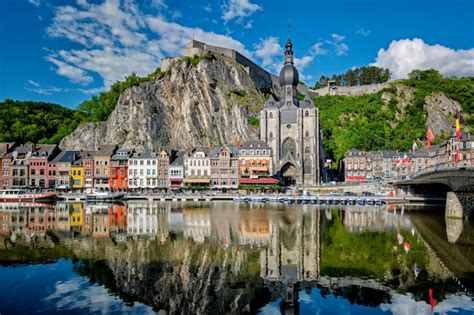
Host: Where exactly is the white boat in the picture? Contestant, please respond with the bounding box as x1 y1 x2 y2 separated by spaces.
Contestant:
85 189 124 202
0 189 56 202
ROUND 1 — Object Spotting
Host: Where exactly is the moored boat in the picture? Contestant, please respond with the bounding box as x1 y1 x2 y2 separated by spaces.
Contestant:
85 189 124 202
0 189 57 202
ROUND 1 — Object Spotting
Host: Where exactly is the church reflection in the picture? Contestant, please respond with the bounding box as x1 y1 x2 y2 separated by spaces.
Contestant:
0 202 471 313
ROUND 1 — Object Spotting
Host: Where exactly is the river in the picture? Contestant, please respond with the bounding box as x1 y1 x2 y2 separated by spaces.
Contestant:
0 201 472 314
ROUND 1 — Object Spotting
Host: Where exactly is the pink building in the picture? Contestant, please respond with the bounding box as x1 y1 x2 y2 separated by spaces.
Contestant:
28 144 60 188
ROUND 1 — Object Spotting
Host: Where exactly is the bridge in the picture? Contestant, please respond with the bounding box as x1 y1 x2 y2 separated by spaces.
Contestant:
393 167 474 220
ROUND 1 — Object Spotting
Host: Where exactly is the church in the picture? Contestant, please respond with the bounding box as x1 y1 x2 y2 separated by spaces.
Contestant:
259 37 321 186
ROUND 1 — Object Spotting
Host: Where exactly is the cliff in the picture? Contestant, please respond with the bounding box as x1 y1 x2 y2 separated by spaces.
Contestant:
60 54 269 151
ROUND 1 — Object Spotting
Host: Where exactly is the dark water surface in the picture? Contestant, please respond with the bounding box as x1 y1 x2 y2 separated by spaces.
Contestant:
0 201 473 314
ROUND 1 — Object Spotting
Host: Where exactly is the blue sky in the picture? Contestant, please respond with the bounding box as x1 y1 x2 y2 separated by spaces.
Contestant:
0 0 473 108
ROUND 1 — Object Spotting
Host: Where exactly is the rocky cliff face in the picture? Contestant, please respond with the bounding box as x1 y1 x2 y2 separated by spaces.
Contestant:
60 55 268 151
64 237 266 314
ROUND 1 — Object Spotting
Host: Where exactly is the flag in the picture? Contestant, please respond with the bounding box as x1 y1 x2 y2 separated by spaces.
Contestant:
456 118 461 139
426 128 435 150
402 153 410 164
412 140 418 155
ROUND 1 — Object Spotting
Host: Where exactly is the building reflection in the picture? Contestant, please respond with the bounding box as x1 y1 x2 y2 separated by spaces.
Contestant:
260 209 321 312
1 201 468 314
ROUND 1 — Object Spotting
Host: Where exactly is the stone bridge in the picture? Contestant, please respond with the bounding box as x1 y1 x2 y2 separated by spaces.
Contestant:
394 167 474 220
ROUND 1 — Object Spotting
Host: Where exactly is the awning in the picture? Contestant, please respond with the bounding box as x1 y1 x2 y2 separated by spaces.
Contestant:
183 178 210 184
239 177 279 185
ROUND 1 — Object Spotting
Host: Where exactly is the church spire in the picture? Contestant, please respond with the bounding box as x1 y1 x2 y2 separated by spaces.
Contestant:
284 37 294 65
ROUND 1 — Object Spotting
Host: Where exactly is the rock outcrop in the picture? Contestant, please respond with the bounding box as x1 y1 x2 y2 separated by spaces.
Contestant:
60 55 268 151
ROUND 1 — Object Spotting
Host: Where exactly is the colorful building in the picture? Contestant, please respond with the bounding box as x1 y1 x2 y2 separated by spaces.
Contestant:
54 151 80 189
238 140 277 187
28 144 60 188
8 145 33 188
0 143 17 189
158 148 170 188
71 159 84 190
93 145 116 190
82 151 95 190
128 152 158 189
169 151 185 190
110 149 131 191
210 145 239 190
183 147 211 189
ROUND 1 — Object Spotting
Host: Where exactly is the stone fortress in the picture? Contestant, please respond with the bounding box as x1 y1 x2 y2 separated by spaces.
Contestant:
161 39 279 91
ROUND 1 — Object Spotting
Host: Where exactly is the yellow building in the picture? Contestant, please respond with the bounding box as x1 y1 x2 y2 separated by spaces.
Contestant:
70 203 84 229
71 160 84 189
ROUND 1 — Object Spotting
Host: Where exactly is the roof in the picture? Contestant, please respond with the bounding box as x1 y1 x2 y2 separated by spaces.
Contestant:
211 145 239 157
94 145 117 156
111 149 132 160
240 140 270 150
129 152 158 159
170 151 186 166
239 178 279 185
53 150 80 163
31 144 58 158
5 144 33 157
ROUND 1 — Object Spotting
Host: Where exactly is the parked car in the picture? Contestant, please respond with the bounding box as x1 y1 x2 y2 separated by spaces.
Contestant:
361 191 375 196
343 191 356 196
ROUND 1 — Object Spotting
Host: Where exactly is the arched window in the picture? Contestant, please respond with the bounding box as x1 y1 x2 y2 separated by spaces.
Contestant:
305 146 310 154
286 87 291 95
269 132 273 138
305 131 309 137
304 158 312 175
305 110 309 117
269 112 273 119
282 138 296 158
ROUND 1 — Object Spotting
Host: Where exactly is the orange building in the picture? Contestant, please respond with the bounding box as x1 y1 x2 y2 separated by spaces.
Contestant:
109 149 130 191
109 204 127 235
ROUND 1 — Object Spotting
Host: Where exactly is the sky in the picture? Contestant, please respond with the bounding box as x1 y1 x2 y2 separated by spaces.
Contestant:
0 0 473 108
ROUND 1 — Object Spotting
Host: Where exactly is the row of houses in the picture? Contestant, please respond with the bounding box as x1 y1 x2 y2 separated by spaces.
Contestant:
343 134 474 182
0 140 277 191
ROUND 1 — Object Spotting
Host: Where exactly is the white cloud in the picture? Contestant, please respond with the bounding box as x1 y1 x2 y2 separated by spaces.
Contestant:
28 80 40 87
244 20 253 29
372 38 474 79
252 36 322 83
380 292 474 315
46 56 93 85
44 278 155 314
203 4 212 12
221 0 262 24
44 0 250 89
253 36 282 71
327 33 349 56
355 26 370 37
26 80 62 95
29 0 41 7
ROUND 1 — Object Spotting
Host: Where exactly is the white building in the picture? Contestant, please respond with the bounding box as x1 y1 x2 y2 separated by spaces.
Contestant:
183 147 211 188
128 152 158 189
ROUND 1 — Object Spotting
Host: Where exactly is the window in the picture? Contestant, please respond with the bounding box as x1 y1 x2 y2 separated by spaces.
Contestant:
305 110 309 117
305 131 309 137
305 146 310 154
269 112 273 119
269 132 273 138
282 137 296 158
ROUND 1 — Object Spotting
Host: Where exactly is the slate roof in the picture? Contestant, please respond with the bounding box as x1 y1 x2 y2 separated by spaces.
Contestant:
240 140 270 150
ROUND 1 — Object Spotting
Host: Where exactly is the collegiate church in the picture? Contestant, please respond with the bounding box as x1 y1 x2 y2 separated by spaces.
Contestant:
259 37 321 185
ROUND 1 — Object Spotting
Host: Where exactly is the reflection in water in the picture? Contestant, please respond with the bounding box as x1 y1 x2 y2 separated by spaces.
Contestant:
0 202 473 314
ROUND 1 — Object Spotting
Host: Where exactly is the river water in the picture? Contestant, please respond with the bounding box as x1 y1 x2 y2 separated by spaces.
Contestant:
0 201 472 314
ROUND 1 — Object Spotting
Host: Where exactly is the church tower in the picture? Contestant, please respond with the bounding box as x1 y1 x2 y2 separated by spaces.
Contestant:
260 37 320 186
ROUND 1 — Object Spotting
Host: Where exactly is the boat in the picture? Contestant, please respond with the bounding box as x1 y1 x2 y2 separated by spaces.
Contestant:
85 189 124 202
0 189 57 202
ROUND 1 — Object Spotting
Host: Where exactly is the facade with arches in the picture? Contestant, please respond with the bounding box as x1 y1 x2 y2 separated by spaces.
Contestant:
259 38 321 185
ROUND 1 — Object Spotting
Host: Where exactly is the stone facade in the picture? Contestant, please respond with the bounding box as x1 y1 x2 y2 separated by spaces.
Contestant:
259 38 320 186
